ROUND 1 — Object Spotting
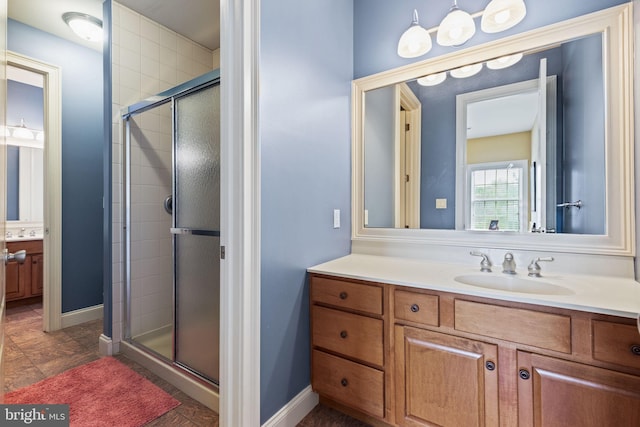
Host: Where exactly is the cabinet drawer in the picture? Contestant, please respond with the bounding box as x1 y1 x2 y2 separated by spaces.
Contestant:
394 290 439 326
311 276 382 315
455 300 571 353
593 320 640 370
312 349 384 418
312 305 383 366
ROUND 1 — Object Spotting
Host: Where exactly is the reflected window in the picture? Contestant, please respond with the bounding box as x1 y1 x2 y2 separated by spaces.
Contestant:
467 160 527 231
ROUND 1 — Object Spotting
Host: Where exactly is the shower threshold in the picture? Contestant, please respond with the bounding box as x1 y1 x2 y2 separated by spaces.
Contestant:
120 340 219 412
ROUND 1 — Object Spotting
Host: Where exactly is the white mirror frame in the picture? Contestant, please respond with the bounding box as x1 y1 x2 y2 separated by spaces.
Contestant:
352 4 634 256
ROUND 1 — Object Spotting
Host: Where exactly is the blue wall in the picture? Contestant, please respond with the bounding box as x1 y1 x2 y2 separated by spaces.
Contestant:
561 34 606 233
259 0 353 422
9 19 104 313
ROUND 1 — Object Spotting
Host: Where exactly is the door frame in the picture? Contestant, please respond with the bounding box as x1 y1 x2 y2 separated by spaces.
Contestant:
7 51 62 332
219 0 261 424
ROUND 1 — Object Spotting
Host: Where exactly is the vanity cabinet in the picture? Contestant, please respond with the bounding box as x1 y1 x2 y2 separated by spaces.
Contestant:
6 240 44 302
394 326 499 427
310 275 388 421
517 352 640 426
309 273 640 427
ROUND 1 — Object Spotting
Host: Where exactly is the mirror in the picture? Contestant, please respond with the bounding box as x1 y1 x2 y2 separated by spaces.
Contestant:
364 33 605 235
6 64 44 226
354 5 634 255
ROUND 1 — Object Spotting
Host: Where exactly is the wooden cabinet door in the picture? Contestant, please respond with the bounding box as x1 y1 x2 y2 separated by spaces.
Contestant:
517 351 640 427
5 259 26 301
30 253 43 296
395 325 499 427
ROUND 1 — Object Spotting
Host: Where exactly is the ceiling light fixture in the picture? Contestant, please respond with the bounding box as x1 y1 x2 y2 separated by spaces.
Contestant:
397 10 433 58
62 12 103 43
397 1 527 58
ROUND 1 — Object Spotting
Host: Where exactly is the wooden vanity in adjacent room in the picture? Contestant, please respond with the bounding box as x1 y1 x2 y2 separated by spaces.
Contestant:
308 253 640 427
6 239 43 303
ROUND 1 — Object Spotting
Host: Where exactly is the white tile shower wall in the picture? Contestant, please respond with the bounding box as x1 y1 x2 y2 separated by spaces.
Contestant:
111 1 218 346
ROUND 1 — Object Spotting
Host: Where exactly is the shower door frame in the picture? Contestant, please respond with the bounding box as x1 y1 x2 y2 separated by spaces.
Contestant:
122 70 221 384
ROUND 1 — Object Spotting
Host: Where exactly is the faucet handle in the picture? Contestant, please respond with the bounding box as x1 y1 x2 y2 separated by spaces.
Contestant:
528 257 554 277
470 251 492 272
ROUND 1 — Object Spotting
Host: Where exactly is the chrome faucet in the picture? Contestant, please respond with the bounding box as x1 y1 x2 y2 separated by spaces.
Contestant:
502 252 516 274
18 228 25 238
528 257 554 277
470 251 492 272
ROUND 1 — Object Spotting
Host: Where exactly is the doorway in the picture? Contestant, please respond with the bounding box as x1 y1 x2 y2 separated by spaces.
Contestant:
6 51 62 332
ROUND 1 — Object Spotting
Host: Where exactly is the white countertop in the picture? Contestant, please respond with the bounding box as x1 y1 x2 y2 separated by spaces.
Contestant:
6 236 43 242
308 253 640 319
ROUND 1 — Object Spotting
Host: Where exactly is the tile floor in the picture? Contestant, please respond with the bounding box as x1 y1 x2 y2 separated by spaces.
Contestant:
4 302 367 426
4 302 218 426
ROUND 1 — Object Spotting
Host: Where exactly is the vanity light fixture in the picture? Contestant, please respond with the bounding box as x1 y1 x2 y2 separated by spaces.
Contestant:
397 10 433 58
481 0 527 33
450 63 483 78
437 0 476 47
397 1 527 58
10 119 36 140
62 12 103 43
486 52 523 69
417 72 447 86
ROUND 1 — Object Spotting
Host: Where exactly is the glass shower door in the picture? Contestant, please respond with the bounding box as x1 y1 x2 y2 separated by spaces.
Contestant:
172 83 220 384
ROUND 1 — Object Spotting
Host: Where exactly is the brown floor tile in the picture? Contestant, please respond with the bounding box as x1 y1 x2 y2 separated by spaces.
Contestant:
298 404 372 427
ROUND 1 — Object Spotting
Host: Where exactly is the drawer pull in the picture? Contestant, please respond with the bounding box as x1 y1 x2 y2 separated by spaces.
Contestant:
341 378 348 387
485 361 496 371
340 330 348 339
410 304 420 313
631 345 640 356
519 369 531 380
339 291 348 300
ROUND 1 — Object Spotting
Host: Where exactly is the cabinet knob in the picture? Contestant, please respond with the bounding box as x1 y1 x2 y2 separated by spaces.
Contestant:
340 378 348 387
340 330 348 339
630 345 640 356
519 369 531 380
339 292 348 300
410 304 420 313
485 361 496 371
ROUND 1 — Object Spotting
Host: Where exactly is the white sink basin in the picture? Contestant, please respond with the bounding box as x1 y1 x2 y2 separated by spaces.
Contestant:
454 274 574 295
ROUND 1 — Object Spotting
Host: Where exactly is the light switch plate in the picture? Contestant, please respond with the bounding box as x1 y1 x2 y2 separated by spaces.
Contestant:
333 209 340 228
436 198 447 209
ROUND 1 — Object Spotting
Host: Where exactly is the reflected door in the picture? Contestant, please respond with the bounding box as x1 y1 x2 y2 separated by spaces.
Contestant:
173 83 220 384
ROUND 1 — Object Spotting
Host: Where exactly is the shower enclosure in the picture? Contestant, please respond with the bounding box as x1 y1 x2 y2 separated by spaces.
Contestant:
122 71 220 385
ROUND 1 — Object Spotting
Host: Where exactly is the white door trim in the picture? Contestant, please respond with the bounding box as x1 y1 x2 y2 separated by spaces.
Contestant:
219 0 261 425
7 51 62 332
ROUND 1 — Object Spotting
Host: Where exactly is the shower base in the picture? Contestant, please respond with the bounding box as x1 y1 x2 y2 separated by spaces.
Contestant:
132 326 172 360
120 340 219 412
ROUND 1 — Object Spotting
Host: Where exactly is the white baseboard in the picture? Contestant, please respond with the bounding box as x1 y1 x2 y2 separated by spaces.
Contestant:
262 385 319 427
61 304 103 328
99 334 113 356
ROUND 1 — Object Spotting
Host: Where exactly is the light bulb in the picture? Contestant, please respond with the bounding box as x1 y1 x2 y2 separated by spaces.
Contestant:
437 3 476 47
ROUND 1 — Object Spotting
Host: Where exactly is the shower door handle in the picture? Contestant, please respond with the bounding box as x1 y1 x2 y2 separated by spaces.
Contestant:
170 228 220 237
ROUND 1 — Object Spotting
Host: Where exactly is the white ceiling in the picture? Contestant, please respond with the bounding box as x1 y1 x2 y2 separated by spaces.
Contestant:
8 0 219 52
467 91 540 139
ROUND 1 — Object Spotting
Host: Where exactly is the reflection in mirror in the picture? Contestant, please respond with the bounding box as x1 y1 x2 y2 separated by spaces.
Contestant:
363 32 605 235
6 64 44 225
